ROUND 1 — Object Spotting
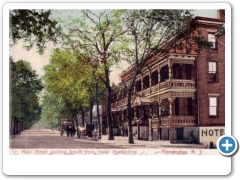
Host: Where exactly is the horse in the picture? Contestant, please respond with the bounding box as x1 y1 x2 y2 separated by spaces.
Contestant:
77 126 87 138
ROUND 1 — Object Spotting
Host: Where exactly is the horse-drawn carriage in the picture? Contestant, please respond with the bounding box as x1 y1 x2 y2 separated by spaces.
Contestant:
60 118 95 138
60 118 76 137
77 124 95 138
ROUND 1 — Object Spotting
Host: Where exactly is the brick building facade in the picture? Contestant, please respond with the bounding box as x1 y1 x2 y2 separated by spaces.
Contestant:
102 10 225 147
196 12 225 147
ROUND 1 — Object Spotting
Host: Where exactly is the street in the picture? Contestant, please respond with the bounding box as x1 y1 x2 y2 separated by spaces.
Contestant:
9 129 125 149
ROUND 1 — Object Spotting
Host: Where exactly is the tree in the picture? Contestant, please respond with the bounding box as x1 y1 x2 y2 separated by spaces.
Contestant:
10 57 43 133
215 23 225 38
43 49 96 131
92 64 106 139
40 92 67 130
10 9 60 54
119 10 200 143
57 10 128 140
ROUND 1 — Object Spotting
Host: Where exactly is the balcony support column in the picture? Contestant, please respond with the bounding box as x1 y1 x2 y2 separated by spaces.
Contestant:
158 66 161 90
149 71 152 94
148 118 153 141
158 70 161 83
169 98 174 116
168 98 174 143
168 59 173 80
133 107 137 121
158 98 162 117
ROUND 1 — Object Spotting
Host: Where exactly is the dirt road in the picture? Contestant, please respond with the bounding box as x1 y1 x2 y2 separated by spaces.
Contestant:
9 129 124 149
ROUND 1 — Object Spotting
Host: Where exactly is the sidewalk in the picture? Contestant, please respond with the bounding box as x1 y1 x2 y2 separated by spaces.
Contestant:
97 135 206 149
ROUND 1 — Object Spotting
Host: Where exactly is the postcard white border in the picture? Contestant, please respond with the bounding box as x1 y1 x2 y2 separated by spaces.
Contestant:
3 2 231 175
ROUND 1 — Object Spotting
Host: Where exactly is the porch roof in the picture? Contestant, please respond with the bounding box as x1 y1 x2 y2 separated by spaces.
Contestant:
132 97 152 106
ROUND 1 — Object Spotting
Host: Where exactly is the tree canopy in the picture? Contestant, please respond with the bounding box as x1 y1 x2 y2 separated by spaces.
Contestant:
39 92 68 129
10 57 43 130
10 9 60 54
43 49 102 127
56 10 129 140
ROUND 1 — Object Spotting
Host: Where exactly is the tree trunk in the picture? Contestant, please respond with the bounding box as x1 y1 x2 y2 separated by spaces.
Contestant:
73 113 79 127
106 85 114 140
89 98 94 124
127 90 134 144
96 81 101 139
104 64 114 140
81 107 85 127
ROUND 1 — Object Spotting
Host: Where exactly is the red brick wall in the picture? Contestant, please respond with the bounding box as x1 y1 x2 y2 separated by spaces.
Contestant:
197 26 225 126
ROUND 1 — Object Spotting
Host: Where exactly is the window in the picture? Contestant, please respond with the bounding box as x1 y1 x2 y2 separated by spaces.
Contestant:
208 61 217 82
209 97 218 117
208 33 217 51
135 80 142 92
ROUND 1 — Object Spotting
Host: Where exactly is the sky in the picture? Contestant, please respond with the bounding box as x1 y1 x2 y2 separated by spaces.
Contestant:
9 9 217 84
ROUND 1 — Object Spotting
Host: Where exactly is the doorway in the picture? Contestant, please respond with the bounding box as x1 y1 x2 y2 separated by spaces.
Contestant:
176 128 184 141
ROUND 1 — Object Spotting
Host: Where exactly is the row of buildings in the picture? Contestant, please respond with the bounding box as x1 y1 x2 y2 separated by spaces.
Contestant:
101 10 225 147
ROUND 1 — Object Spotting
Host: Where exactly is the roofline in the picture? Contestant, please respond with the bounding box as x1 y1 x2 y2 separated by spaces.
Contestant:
194 16 224 23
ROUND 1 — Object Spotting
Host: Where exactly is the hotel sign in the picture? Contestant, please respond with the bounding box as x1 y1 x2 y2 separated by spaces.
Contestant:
199 126 225 146
201 128 225 137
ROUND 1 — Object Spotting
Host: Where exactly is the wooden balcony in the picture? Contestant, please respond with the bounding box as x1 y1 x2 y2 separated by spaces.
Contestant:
160 116 196 127
149 79 195 95
159 79 195 90
119 98 127 106
142 88 151 96
151 118 160 128
111 79 195 110
160 117 170 127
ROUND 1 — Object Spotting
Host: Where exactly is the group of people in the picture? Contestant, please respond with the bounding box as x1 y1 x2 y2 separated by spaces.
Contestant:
65 125 76 137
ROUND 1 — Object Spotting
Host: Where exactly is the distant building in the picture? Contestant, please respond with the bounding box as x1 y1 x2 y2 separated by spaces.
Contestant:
76 114 90 128
102 10 225 147
92 105 102 133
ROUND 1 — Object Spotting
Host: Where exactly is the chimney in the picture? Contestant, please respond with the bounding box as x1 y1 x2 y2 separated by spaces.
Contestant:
217 10 225 21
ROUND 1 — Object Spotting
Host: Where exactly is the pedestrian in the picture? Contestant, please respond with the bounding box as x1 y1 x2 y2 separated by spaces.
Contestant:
71 125 76 137
65 125 70 137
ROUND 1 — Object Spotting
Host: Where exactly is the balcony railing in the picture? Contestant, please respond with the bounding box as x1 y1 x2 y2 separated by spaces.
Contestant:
160 116 196 126
142 88 151 96
160 117 170 126
159 79 195 90
148 79 195 95
112 79 195 108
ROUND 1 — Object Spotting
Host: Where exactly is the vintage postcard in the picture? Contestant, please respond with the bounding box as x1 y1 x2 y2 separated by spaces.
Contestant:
3 2 233 176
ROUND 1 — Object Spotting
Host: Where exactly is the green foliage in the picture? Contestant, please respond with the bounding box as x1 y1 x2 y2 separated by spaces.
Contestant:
57 10 127 72
55 10 128 139
40 92 67 129
10 57 43 128
43 49 98 118
122 10 194 67
215 23 225 38
10 9 61 54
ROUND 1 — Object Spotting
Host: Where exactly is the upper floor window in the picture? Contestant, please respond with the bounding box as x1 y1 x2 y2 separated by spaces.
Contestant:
209 97 218 117
208 61 217 82
208 33 217 51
